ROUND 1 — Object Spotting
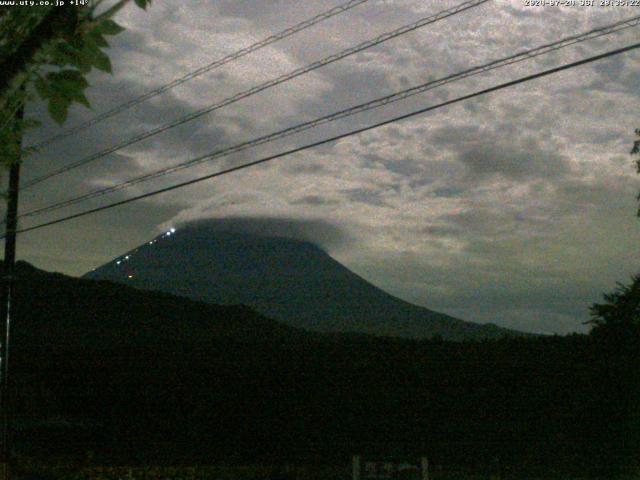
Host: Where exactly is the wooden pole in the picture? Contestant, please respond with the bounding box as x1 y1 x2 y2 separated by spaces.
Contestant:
0 101 23 480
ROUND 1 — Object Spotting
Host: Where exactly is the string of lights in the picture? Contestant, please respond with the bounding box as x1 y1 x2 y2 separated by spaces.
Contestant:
7 41 640 238
21 0 490 191
17 14 640 222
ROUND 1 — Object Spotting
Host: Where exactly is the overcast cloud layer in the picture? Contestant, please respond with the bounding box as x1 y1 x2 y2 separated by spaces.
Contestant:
12 0 640 334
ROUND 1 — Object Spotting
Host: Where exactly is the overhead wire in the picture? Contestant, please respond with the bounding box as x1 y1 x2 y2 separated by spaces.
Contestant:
16 14 640 221
21 0 490 190
28 0 372 150
7 40 640 238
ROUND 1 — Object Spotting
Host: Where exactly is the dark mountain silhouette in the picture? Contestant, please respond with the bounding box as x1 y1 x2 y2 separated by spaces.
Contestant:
2 261 636 475
83 221 520 340
8 259 311 348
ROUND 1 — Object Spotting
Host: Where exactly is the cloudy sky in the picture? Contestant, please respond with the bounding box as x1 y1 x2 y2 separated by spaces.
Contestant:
11 0 640 334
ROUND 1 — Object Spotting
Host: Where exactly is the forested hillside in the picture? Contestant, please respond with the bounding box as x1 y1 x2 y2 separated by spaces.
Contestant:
7 262 639 477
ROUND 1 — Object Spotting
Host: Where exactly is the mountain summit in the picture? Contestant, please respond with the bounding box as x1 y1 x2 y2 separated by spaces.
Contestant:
84 221 519 340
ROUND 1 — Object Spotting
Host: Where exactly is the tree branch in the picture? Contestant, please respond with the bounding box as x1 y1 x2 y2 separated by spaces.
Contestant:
0 6 78 99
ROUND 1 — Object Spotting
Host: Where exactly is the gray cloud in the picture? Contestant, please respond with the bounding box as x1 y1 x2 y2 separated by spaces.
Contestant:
290 195 340 206
455 135 571 181
341 187 391 207
11 0 640 335
178 216 352 251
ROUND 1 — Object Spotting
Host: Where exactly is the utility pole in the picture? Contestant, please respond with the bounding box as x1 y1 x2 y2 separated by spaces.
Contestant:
0 103 23 480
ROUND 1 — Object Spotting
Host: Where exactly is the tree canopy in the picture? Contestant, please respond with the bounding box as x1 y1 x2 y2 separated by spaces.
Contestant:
589 274 640 332
0 0 151 169
587 129 640 336
633 128 640 216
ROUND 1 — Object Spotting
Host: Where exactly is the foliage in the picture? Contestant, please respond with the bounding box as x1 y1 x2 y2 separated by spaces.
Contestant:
588 130 640 333
633 128 640 216
589 274 640 331
0 0 152 169
6 262 639 476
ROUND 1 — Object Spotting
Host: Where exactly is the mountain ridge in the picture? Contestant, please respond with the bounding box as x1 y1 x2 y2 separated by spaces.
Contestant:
7 259 313 348
83 222 523 340
1 261 627 473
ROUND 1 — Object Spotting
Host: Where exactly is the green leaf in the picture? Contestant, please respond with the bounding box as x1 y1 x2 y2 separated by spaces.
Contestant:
34 76 50 99
46 70 89 106
77 52 92 75
54 69 89 89
134 0 151 9
75 48 94 74
48 96 69 125
87 29 109 48
51 42 84 70
74 91 91 109
98 19 125 36
91 48 112 73
69 34 87 52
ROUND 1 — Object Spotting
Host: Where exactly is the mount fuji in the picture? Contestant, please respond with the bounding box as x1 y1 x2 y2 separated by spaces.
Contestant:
84 220 520 340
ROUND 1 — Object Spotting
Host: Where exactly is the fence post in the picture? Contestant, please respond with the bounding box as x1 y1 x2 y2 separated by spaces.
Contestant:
352 455 361 480
420 457 429 480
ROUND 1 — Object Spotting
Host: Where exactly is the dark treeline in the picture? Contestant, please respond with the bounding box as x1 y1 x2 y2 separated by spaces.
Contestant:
6 262 640 477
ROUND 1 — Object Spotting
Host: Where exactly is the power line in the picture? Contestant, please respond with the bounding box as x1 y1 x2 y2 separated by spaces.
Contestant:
21 0 490 190
17 14 640 221
18 14 638 218
7 41 640 238
28 0 371 150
